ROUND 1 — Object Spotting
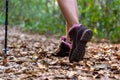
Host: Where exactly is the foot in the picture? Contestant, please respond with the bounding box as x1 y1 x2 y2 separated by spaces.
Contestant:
54 36 71 57
69 24 93 62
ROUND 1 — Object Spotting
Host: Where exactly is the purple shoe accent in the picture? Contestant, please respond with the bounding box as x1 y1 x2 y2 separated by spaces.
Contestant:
62 40 71 49
80 29 90 40
68 24 81 34
61 36 71 48
61 36 66 41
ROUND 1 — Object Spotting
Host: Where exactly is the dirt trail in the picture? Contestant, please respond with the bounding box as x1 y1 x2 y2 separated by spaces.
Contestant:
0 27 120 80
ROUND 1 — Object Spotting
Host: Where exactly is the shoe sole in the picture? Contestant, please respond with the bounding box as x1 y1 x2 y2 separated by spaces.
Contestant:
69 29 93 63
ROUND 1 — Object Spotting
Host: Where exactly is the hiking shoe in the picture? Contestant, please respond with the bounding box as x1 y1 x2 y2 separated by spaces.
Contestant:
69 24 93 62
54 36 71 57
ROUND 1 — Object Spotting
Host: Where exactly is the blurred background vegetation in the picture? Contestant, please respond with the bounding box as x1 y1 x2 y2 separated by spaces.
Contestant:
0 0 120 43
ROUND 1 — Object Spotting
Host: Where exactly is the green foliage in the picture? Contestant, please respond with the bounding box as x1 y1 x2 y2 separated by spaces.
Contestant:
0 0 120 43
78 0 120 43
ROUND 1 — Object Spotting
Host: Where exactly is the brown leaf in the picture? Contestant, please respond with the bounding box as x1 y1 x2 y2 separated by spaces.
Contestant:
2 58 8 66
5 68 14 73
37 62 46 69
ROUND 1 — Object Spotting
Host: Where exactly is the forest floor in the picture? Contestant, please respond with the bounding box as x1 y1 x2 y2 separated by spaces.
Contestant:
0 27 120 80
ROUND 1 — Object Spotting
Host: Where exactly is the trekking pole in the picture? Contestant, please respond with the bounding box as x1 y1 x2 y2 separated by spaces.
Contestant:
3 0 9 65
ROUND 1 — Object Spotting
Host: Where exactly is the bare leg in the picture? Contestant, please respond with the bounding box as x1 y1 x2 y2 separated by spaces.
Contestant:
56 0 93 62
57 0 79 41
66 22 70 41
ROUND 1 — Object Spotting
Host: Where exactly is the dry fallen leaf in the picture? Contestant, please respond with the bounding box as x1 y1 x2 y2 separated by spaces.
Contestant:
37 62 46 69
2 58 8 66
0 27 119 80
5 68 14 73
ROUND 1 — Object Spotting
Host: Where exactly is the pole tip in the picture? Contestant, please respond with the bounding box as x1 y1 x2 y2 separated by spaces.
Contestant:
3 58 8 66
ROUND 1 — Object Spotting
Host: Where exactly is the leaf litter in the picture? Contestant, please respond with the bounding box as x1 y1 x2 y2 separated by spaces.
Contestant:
0 27 120 80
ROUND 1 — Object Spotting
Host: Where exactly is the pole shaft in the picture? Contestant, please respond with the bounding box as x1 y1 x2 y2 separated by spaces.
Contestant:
5 0 8 54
